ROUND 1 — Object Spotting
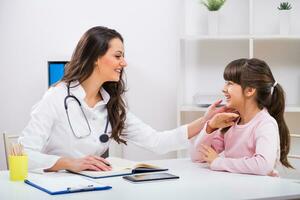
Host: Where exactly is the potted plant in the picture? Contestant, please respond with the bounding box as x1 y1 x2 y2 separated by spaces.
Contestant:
201 0 226 35
278 2 292 35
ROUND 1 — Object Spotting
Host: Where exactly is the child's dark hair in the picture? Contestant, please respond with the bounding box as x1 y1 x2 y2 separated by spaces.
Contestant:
222 58 292 168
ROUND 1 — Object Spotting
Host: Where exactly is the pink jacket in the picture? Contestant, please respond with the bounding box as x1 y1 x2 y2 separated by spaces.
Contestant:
190 108 280 176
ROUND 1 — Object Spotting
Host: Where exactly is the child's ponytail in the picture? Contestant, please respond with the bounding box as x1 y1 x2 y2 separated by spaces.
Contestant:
267 83 293 168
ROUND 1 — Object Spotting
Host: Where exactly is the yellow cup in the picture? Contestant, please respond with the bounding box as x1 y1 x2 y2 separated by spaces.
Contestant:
8 155 28 181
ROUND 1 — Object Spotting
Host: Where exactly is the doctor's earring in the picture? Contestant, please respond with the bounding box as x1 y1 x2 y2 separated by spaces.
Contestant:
95 61 102 70
94 59 99 67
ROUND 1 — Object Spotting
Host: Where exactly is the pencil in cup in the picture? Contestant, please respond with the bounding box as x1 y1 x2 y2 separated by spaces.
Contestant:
8 143 28 181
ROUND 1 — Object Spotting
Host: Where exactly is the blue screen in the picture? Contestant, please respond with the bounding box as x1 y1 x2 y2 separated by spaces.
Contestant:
48 62 66 86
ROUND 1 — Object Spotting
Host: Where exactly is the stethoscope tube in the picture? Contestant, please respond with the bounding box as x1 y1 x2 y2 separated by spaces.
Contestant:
64 82 109 143
100 119 110 143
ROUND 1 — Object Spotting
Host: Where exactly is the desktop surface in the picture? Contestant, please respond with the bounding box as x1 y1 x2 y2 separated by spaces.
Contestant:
1 158 300 200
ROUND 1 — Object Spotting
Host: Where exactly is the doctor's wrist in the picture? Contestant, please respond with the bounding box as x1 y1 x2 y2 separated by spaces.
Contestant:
187 117 206 139
206 121 218 134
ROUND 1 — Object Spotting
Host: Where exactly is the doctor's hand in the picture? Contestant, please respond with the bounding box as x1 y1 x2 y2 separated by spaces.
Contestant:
68 155 112 172
187 100 238 139
206 112 239 134
203 99 235 121
46 155 112 172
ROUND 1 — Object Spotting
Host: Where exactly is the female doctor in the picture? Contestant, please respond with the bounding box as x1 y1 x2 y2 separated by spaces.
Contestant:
18 26 238 172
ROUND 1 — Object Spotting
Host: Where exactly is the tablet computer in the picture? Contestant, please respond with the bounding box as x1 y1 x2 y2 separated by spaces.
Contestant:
123 173 179 183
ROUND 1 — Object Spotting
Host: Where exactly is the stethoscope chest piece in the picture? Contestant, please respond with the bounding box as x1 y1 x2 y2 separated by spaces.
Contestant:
99 134 109 143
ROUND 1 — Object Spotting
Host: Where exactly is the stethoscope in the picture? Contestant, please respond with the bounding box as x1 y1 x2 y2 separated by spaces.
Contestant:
64 82 109 143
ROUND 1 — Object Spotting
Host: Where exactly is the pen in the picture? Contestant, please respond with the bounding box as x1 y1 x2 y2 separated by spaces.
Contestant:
67 184 94 192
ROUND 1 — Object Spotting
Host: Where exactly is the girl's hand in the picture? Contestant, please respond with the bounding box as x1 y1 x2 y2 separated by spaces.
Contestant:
207 112 239 133
200 144 219 164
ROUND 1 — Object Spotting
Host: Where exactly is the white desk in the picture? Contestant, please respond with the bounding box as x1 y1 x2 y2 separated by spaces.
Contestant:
1 158 300 200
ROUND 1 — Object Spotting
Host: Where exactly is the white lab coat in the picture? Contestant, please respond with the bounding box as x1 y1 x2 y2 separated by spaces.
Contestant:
18 81 189 170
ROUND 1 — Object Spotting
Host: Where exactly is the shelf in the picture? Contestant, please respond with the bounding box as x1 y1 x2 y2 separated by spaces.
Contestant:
291 134 300 138
180 105 208 112
180 105 300 113
181 35 249 40
252 35 300 40
180 35 300 41
285 106 300 113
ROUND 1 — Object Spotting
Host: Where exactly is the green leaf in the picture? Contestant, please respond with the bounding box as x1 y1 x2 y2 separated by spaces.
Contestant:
200 0 226 11
278 2 292 10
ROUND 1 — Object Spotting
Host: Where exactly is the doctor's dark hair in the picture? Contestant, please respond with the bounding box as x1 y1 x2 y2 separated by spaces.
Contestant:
61 26 127 144
222 58 292 168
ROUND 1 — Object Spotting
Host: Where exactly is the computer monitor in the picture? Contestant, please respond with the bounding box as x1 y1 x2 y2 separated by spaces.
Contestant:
48 61 68 86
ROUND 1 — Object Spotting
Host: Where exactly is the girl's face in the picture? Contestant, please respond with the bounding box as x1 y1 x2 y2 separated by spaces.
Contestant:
222 81 244 109
95 38 127 82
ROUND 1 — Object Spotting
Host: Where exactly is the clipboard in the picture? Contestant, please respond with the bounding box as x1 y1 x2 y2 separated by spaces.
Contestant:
25 172 112 195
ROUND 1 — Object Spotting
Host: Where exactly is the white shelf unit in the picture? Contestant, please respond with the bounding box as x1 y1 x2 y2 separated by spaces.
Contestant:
178 0 300 160
180 105 300 113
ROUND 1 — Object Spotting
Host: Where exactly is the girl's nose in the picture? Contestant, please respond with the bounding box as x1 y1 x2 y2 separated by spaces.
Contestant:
222 85 227 94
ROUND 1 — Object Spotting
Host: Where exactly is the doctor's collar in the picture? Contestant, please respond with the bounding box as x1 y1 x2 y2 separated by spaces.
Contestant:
66 81 111 105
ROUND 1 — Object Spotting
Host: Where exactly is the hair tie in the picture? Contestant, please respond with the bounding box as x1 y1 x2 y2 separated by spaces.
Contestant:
271 81 278 95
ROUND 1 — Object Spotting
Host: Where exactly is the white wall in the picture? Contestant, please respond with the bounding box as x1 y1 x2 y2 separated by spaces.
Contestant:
0 0 182 169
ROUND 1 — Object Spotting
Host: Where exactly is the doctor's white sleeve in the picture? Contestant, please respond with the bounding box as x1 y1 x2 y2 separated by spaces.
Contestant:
122 112 189 154
18 90 60 171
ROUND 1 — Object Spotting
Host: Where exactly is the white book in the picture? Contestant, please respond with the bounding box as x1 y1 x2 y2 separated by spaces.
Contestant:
72 157 168 179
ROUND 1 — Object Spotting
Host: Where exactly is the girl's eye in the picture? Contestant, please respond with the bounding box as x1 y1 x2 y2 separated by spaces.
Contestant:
225 81 232 85
115 55 121 59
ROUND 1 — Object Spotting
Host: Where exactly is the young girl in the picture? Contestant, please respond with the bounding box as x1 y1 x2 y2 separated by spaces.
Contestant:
190 58 293 176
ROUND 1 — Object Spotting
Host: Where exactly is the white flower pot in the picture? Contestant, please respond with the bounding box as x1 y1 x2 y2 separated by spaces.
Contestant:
208 11 219 35
279 10 290 35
